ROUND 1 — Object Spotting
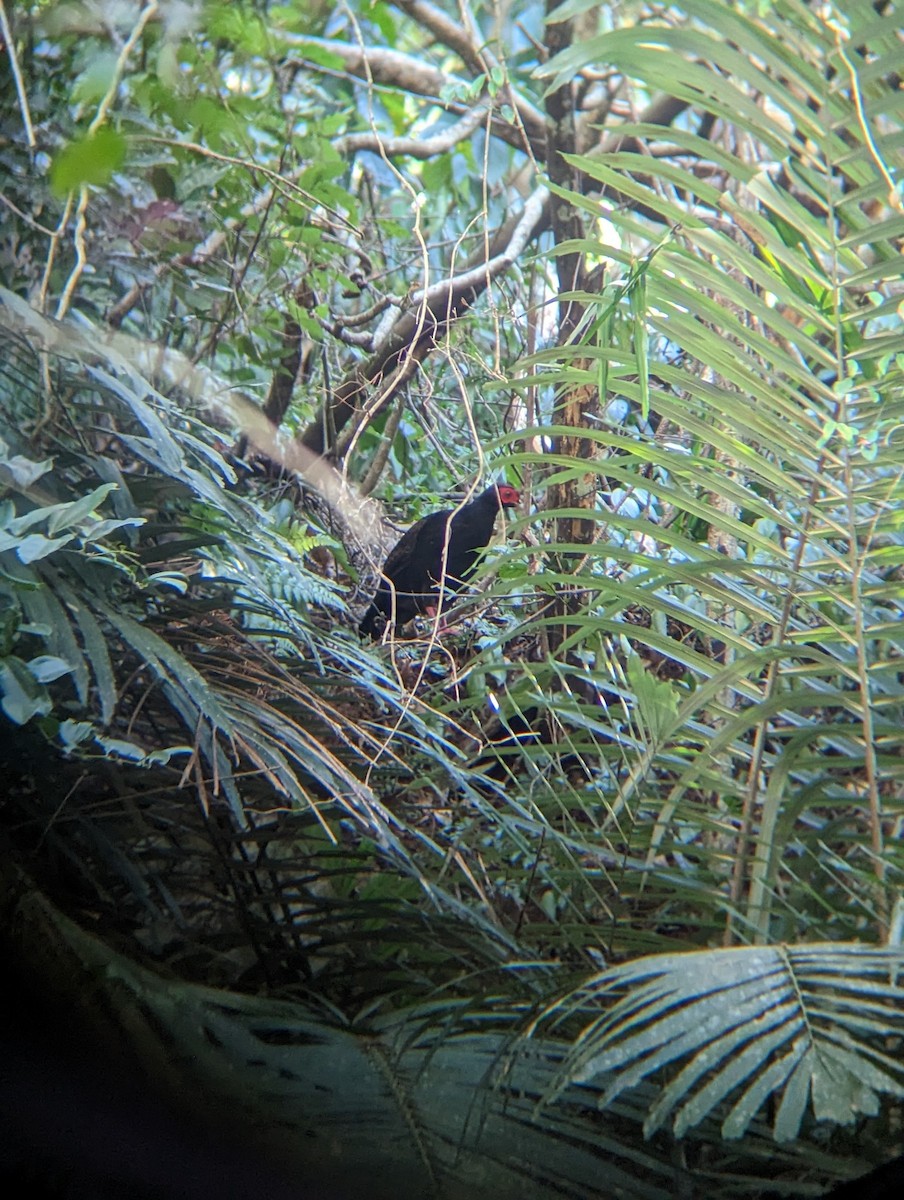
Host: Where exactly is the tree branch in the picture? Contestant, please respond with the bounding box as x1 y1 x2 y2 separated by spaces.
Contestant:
286 35 545 156
299 186 549 457
391 0 548 142
296 83 688 460
335 102 491 159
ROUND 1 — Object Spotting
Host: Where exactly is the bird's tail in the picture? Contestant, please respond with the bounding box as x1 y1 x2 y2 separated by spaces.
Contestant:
358 604 381 638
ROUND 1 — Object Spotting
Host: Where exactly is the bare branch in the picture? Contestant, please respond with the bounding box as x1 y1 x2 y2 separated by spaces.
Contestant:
286 34 545 156
0 0 36 150
0 285 387 549
336 102 491 159
333 296 397 329
287 35 450 99
296 90 693 459
392 0 489 73
411 185 549 308
392 0 548 140
299 186 549 457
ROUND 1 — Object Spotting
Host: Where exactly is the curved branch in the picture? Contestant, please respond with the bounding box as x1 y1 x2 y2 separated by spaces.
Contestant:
286 35 545 156
392 0 548 140
297 84 690 460
392 0 489 74
299 186 549 457
287 35 449 97
336 102 491 159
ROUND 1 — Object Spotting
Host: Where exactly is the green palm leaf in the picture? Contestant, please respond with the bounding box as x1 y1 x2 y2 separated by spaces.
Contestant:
542 944 904 1141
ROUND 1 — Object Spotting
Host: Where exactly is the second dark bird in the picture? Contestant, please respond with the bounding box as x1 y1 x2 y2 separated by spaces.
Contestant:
359 483 521 637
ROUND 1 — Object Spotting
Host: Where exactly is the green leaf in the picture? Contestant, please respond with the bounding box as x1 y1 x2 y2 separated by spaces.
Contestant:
545 945 904 1139
626 653 681 744
94 735 152 761
366 1 397 43
27 654 74 683
16 532 76 563
293 41 348 73
58 719 94 749
46 483 118 536
50 128 127 197
0 655 51 724
62 590 117 725
71 51 120 106
0 448 54 489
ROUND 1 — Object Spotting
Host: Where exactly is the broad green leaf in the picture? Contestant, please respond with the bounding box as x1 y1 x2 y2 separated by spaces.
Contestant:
0 655 51 723
50 128 127 197
27 654 74 683
17 532 76 563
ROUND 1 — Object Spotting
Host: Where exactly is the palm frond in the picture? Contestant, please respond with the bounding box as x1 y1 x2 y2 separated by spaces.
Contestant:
10 876 884 1199
471 0 904 949
539 943 904 1143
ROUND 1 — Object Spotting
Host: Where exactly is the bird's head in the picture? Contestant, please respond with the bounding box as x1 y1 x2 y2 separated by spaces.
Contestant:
494 483 521 508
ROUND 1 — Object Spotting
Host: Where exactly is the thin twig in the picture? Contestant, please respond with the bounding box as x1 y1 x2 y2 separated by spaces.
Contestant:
55 1 160 322
0 0 35 150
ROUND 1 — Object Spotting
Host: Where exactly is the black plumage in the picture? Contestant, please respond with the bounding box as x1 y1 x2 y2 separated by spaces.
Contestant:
359 483 521 637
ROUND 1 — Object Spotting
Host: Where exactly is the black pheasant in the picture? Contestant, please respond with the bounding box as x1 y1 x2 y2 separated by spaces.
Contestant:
359 483 521 637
